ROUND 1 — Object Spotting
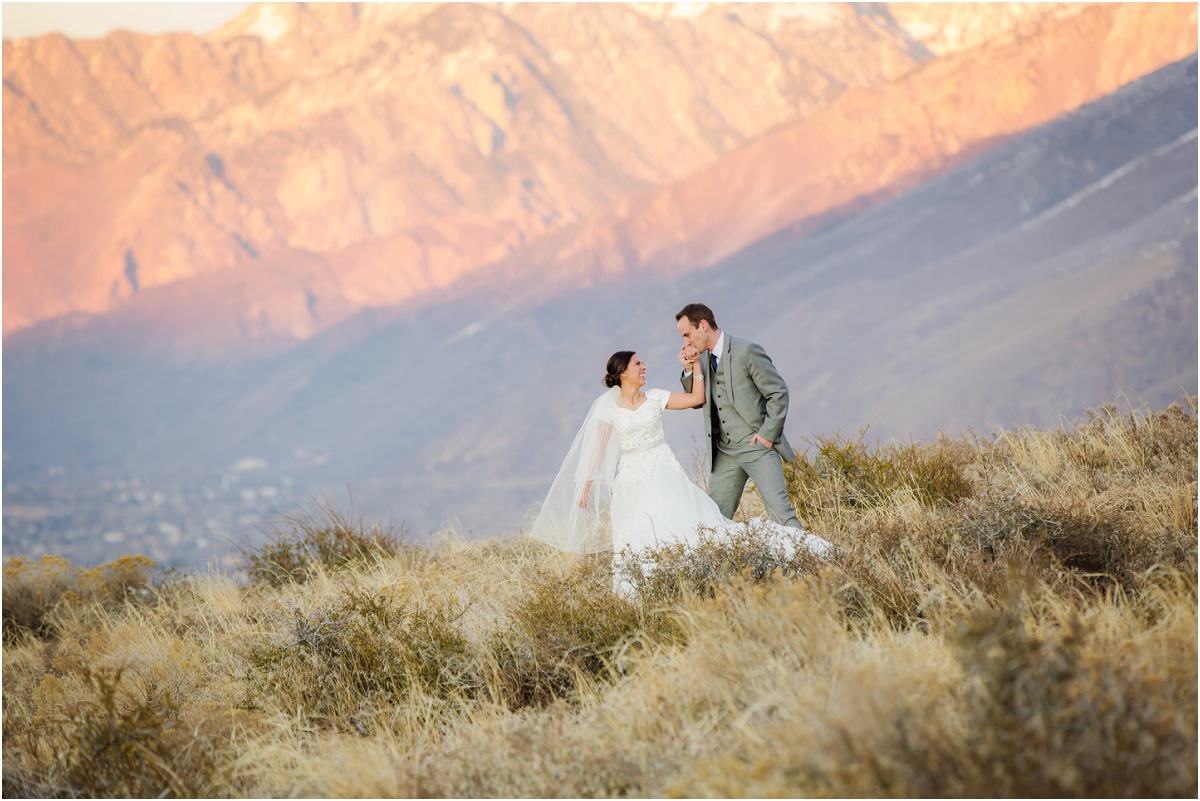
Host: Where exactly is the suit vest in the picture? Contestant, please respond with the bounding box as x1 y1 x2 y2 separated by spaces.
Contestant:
710 360 755 446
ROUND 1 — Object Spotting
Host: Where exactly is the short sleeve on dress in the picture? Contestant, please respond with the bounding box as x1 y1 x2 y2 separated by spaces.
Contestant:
648 388 670 409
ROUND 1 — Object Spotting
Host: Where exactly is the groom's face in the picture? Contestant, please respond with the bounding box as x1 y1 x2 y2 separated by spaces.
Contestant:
677 316 712 352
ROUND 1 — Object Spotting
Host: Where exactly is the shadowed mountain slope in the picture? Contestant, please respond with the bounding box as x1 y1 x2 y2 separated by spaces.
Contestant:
375 55 1197 533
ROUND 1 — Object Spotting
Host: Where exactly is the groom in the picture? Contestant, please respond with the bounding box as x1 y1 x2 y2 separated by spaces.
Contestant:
676 302 803 529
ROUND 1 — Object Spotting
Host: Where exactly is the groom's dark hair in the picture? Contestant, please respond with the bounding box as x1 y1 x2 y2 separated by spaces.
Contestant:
676 303 717 330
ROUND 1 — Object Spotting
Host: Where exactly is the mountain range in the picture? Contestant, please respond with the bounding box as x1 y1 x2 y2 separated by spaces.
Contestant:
3 2 1196 566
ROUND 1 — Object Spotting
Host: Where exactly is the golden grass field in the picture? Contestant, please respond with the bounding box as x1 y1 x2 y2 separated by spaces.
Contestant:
3 399 1197 798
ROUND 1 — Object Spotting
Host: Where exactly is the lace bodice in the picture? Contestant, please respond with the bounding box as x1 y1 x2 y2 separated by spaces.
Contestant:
610 389 669 454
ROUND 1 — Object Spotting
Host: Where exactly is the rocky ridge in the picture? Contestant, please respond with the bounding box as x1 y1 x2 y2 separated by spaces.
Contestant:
445 2 1197 301
3 2 1126 341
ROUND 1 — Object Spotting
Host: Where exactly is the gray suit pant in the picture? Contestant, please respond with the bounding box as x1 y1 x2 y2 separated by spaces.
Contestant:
709 444 801 528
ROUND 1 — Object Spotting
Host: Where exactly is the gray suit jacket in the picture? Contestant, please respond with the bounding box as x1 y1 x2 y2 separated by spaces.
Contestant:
682 333 796 467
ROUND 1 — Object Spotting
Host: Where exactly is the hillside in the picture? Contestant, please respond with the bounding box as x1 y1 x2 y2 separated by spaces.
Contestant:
3 401 1196 797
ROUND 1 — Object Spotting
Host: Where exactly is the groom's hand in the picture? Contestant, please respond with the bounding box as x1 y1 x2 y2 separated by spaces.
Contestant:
679 345 699 371
751 434 774 449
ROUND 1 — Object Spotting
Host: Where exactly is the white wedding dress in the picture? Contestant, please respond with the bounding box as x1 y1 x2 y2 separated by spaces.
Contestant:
608 389 733 550
530 387 834 595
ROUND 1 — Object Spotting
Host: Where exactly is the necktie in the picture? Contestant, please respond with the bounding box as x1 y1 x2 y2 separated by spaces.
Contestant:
708 351 721 433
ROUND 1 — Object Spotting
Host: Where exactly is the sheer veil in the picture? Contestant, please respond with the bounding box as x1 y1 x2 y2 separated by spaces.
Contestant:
529 387 621 554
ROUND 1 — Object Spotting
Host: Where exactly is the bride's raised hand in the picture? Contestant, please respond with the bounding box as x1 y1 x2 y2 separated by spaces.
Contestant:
679 344 699 371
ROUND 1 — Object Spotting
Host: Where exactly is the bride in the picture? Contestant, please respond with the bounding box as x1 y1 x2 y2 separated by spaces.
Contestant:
530 350 834 594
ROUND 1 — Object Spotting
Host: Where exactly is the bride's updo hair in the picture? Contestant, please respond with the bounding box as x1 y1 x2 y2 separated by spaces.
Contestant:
604 351 635 388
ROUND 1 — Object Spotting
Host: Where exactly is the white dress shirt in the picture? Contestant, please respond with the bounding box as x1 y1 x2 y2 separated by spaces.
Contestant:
709 330 725 369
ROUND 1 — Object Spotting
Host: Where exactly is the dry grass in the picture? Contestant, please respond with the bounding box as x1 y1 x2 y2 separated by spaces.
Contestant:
238 497 415 587
2 398 1195 797
3 554 158 643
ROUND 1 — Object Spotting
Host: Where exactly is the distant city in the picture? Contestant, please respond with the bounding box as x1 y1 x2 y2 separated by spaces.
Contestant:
3 459 322 571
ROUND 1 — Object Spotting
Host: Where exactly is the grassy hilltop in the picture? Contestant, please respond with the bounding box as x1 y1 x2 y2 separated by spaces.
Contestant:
3 400 1197 798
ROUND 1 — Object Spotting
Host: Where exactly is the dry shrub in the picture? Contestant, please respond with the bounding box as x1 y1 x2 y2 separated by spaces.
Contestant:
3 555 74 642
945 492 1133 594
405 703 659 799
787 428 975 516
949 590 1195 797
979 400 1196 582
826 516 937 626
790 398 1197 622
1066 399 1198 477
620 519 828 605
3 554 157 643
665 572 1196 799
2 666 250 798
243 585 474 723
805 576 1198 798
240 499 412 586
490 558 681 709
